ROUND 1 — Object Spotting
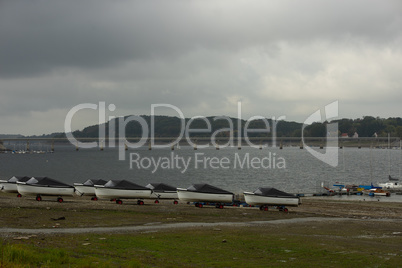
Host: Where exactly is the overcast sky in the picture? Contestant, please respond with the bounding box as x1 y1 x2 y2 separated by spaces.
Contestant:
1 0 401 135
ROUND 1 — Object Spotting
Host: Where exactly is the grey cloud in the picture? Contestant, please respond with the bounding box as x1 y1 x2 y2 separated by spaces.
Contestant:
1 0 401 78
0 0 401 135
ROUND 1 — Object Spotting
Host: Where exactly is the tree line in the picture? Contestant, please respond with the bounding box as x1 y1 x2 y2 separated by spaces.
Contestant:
48 115 402 139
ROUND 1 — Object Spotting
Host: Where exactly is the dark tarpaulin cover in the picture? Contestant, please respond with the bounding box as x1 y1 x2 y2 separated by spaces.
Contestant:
83 179 108 186
103 180 149 190
26 177 73 188
8 176 31 183
146 183 177 192
187 184 233 195
254 187 297 198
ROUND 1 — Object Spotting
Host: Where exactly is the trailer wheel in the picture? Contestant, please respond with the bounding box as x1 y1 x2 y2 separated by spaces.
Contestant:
173 200 178 205
264 206 268 211
154 200 159 204
17 194 22 198
116 199 123 204
219 204 224 209
259 206 264 211
57 197 63 203
283 208 288 213
36 195 42 201
93 197 98 201
139 200 144 205
198 203 203 208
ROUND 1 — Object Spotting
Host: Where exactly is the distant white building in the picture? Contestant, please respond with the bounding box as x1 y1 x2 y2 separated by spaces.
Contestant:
373 132 378 137
353 132 359 138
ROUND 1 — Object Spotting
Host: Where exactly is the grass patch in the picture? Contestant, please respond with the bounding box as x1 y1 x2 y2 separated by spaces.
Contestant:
1 221 401 267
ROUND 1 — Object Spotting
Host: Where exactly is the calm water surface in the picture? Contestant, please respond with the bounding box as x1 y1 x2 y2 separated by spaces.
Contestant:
1 145 401 195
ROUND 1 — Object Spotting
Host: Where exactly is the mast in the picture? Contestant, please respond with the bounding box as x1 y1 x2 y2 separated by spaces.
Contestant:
388 133 391 176
342 145 345 172
399 139 401 179
370 145 373 182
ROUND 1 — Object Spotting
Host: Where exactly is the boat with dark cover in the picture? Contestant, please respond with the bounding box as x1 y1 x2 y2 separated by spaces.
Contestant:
74 179 108 199
16 177 75 202
244 187 301 211
94 180 152 204
0 176 31 196
146 183 179 204
177 184 234 208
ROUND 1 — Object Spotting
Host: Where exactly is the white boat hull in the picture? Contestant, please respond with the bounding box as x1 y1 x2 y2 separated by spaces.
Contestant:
94 187 152 200
16 183 75 197
74 184 96 196
244 192 300 207
177 188 233 203
151 191 178 199
373 192 388 196
0 181 18 193
378 182 402 190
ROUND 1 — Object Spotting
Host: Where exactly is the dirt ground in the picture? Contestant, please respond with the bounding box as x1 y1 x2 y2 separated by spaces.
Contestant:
0 192 401 231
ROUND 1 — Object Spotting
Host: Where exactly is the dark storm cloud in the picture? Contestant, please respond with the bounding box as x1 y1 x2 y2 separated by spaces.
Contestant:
0 0 401 135
1 0 401 78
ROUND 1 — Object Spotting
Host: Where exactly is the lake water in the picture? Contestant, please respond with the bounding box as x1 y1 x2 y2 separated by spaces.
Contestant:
1 145 401 195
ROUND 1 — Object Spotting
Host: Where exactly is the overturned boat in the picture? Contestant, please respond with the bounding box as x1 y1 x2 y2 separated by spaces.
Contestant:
0 176 31 196
244 187 301 211
177 184 234 208
16 177 75 202
94 180 152 204
146 183 179 204
74 179 108 199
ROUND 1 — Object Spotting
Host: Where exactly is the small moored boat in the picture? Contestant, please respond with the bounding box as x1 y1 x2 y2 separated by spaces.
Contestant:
0 176 31 196
146 183 179 204
94 180 152 205
74 179 108 199
177 184 234 208
362 188 391 196
16 177 75 202
244 187 301 212
378 181 402 190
